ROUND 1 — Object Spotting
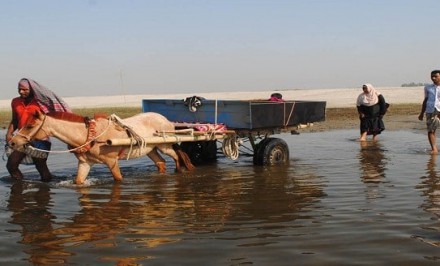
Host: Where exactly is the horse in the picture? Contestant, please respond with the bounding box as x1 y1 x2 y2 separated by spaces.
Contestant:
8 110 195 185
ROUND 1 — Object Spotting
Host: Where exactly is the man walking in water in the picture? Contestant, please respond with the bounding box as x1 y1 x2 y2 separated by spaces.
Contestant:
418 70 440 154
5 78 71 181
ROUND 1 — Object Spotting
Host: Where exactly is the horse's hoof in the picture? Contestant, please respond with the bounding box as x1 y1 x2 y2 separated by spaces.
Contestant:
157 162 167 173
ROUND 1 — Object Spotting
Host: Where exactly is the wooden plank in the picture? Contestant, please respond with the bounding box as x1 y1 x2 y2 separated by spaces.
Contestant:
106 134 232 146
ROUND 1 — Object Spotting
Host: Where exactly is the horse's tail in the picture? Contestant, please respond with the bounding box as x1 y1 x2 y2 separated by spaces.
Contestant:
172 144 195 171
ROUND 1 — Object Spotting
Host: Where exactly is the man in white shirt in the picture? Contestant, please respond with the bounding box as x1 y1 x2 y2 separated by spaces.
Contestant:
418 70 440 154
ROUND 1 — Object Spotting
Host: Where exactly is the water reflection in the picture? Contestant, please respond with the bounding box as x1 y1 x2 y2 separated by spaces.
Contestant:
358 141 388 200
5 130 440 264
7 182 69 265
415 155 440 248
60 183 160 264
173 164 326 241
358 141 387 182
419 155 440 217
5 162 325 265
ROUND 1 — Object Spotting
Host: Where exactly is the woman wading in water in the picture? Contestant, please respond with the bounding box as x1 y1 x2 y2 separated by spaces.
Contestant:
356 83 388 141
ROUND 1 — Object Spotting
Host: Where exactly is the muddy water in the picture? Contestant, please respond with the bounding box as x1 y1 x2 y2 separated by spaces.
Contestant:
1 129 440 265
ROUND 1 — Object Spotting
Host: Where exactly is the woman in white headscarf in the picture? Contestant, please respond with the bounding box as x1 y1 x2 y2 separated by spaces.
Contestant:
356 84 389 141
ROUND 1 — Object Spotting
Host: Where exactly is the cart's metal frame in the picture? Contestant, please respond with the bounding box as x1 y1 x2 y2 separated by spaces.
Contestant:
141 99 326 165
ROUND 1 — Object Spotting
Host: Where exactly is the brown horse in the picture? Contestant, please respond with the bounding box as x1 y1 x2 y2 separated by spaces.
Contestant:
8 111 194 185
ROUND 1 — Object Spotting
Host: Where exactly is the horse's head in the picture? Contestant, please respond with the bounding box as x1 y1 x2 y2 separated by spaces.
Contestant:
8 110 47 151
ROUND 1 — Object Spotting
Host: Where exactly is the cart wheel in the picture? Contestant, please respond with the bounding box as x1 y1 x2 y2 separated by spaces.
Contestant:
253 138 289 165
180 141 217 165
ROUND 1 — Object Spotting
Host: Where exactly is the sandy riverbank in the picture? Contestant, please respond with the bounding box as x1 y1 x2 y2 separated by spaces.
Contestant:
0 86 426 132
0 86 424 110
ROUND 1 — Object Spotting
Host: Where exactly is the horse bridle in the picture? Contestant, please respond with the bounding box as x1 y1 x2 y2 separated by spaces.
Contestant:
14 114 49 143
11 113 117 154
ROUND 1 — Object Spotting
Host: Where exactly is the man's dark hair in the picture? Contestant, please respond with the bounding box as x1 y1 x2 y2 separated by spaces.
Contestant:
271 93 283 99
431 70 440 76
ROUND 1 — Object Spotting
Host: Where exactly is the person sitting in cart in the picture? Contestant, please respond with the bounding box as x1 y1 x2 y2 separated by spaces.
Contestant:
268 93 284 102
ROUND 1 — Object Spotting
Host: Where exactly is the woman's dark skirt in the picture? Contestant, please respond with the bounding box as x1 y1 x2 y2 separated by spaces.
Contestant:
358 104 385 135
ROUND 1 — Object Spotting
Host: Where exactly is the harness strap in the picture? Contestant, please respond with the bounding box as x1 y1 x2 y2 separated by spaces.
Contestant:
71 118 97 154
23 115 112 154
110 114 146 160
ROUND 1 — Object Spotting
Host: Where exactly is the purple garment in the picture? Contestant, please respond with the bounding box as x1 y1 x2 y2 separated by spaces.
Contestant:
19 78 71 113
268 96 284 102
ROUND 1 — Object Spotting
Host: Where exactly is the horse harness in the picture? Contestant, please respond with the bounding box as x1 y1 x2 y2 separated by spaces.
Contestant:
15 114 48 142
17 113 102 154
15 113 140 155
70 116 98 154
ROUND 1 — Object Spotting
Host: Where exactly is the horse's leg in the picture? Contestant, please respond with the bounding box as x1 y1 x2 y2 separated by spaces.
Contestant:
147 148 167 173
173 144 195 171
156 144 182 172
76 161 93 185
105 158 123 182
156 144 195 172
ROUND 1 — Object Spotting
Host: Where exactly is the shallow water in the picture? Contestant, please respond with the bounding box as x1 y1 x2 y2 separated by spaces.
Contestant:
1 128 440 265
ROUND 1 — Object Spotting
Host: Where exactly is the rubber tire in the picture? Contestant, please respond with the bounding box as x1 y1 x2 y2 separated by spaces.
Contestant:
180 141 217 165
253 138 289 165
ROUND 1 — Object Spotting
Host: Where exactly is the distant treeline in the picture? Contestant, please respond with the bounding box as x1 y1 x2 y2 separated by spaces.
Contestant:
401 82 429 87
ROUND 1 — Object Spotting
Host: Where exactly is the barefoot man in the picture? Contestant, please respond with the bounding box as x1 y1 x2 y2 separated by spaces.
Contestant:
418 70 440 154
5 78 71 181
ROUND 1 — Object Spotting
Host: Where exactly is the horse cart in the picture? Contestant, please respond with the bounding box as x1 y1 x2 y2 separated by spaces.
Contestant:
7 97 326 184
141 98 326 165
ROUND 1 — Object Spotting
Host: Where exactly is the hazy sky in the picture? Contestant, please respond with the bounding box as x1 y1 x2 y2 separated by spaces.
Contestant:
1 0 437 99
